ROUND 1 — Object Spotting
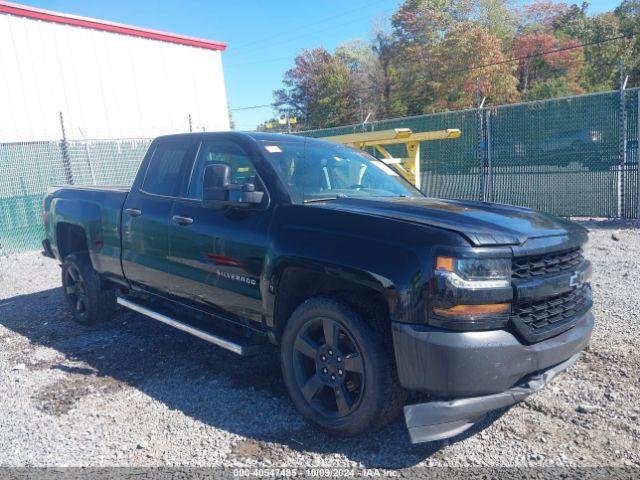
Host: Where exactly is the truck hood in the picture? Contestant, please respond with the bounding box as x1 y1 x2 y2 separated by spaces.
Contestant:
314 196 586 246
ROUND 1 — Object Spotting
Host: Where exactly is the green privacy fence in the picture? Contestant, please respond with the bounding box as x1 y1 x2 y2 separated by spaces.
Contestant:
1 89 639 255
0 139 150 255
302 88 640 220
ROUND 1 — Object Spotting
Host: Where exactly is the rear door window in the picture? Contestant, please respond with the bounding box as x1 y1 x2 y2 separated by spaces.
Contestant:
142 140 192 197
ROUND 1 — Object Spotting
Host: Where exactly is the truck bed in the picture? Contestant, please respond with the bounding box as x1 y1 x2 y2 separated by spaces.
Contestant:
44 185 131 283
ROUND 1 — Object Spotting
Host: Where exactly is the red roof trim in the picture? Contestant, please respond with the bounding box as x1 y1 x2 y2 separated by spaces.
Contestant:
0 1 227 51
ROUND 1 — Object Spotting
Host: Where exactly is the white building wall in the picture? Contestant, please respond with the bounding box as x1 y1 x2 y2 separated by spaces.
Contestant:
0 13 229 142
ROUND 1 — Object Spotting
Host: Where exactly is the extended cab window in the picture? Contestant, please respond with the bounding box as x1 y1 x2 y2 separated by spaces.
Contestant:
142 141 192 196
188 140 264 200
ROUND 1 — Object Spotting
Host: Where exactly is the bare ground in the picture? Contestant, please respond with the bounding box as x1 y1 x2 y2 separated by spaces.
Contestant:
0 220 638 470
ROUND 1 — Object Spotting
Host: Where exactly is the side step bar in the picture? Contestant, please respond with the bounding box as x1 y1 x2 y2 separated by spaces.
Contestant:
117 296 247 355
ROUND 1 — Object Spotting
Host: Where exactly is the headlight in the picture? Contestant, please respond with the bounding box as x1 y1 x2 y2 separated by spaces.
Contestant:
430 255 512 330
436 256 511 288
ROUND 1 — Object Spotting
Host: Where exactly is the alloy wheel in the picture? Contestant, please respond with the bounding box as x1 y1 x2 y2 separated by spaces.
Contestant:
292 316 365 418
64 264 88 318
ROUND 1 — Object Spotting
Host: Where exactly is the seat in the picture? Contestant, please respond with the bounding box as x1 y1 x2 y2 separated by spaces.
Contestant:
291 159 327 193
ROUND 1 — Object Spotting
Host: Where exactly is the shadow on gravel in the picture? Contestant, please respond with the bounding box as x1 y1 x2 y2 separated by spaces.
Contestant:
0 287 505 468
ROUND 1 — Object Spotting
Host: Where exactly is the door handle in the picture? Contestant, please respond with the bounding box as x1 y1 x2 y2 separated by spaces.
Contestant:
125 208 142 217
172 215 194 226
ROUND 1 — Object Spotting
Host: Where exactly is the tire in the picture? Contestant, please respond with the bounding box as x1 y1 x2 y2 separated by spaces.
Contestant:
61 252 116 325
280 297 406 436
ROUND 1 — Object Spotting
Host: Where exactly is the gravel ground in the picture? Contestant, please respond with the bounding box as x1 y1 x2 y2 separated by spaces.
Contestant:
0 220 639 472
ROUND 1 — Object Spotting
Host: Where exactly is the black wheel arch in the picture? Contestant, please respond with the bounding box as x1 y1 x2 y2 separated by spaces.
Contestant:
56 222 89 260
269 259 395 344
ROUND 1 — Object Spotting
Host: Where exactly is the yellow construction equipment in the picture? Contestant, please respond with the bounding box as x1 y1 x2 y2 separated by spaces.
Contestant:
323 128 461 189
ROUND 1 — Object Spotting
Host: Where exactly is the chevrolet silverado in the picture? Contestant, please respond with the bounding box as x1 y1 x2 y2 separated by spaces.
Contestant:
42 132 594 443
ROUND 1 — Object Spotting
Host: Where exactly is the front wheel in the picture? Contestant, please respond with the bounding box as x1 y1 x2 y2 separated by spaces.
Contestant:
280 297 406 436
61 252 115 325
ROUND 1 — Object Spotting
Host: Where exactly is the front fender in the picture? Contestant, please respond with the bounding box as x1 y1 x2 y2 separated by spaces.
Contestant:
265 255 401 321
265 210 439 324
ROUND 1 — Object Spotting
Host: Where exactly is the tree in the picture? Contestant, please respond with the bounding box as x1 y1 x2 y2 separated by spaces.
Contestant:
434 22 519 109
274 48 358 129
270 0 634 129
615 0 640 86
511 33 584 98
389 0 521 113
475 0 518 43
390 0 477 114
518 0 572 34
334 40 379 121
371 30 406 118
391 0 474 44
579 12 626 91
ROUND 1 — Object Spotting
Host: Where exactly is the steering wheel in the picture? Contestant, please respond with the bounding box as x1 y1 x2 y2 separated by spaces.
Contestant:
348 184 365 190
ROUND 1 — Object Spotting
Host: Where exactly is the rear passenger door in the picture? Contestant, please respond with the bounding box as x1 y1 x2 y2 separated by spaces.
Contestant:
121 138 195 293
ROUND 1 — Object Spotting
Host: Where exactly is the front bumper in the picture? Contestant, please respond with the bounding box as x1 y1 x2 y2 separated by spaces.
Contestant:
404 353 581 443
391 310 593 443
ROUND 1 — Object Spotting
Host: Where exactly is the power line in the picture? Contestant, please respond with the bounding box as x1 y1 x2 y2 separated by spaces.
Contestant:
231 10 389 60
229 103 273 111
349 32 633 94
232 55 294 68
230 32 634 123
231 0 388 52
467 33 632 72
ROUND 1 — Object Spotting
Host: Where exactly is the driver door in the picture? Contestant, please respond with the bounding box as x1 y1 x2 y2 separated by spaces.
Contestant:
166 138 272 324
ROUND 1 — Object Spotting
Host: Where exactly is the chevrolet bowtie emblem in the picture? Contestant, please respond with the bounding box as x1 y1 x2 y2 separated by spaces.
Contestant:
569 272 580 288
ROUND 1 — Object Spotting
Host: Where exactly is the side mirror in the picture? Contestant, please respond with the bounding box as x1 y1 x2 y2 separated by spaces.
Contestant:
239 183 265 205
202 163 265 208
202 163 231 207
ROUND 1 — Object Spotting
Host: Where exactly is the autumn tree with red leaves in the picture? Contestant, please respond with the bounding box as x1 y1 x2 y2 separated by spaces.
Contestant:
512 33 585 99
271 0 632 129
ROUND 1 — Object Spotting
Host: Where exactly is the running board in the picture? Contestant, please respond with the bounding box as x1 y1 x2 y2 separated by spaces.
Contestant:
117 296 248 355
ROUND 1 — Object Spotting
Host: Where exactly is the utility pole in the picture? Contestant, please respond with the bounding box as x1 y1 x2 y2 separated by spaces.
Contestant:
358 98 365 132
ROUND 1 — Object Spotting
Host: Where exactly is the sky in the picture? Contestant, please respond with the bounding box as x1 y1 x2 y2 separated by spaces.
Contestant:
22 0 617 130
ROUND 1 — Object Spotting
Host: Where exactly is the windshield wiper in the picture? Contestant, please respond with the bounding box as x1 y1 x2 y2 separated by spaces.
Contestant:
303 196 340 204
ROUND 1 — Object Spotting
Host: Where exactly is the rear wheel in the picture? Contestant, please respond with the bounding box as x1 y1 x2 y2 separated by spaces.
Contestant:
280 297 405 436
61 252 115 325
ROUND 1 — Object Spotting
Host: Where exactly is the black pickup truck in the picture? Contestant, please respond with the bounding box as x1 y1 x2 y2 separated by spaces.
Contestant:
42 132 594 443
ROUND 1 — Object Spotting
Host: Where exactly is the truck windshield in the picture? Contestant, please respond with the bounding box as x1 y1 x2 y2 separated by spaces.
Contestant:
258 138 423 202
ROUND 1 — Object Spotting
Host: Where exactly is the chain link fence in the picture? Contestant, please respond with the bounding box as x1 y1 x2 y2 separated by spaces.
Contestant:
1 88 639 256
302 88 640 220
0 139 150 255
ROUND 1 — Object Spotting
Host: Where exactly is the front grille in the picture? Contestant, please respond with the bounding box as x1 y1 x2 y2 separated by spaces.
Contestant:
511 285 592 342
512 247 584 279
